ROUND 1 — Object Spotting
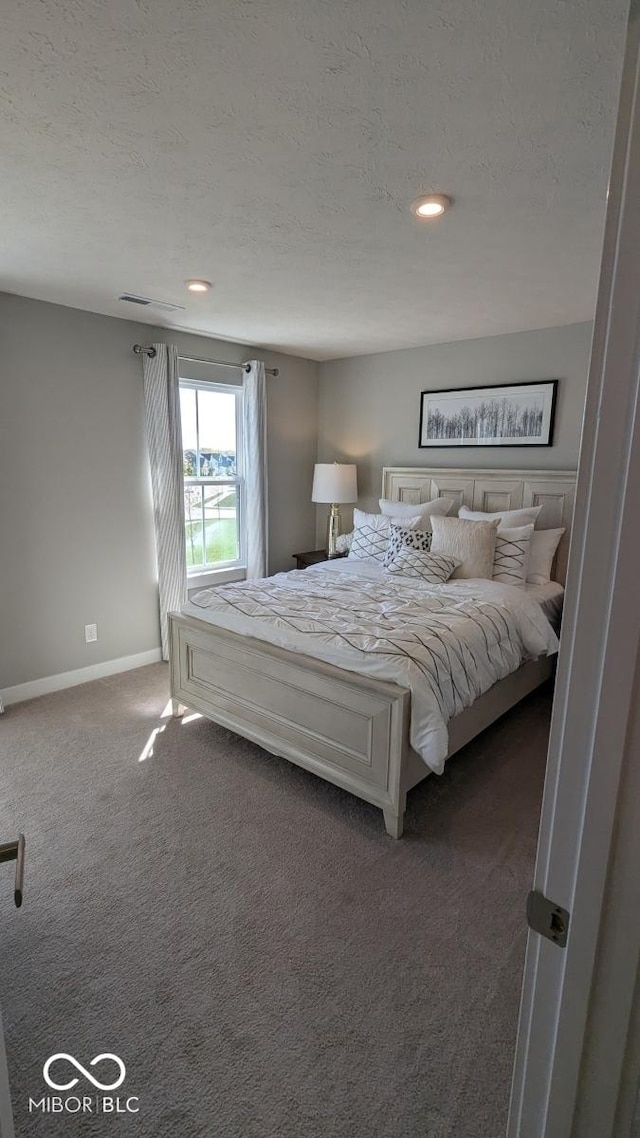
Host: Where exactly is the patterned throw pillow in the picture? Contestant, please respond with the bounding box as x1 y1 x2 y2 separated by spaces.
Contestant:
493 524 534 586
349 510 422 563
386 548 459 583
349 516 391 562
383 523 433 567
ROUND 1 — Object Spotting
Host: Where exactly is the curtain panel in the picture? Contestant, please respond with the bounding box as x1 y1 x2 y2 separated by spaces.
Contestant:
242 361 269 578
142 344 187 659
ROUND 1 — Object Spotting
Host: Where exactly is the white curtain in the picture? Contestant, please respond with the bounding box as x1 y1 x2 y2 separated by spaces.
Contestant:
243 361 269 578
142 344 187 659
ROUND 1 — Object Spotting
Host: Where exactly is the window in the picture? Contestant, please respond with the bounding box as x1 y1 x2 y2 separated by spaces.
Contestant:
179 380 244 575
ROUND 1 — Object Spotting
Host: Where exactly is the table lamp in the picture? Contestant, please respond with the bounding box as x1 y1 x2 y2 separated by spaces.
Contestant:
311 463 358 558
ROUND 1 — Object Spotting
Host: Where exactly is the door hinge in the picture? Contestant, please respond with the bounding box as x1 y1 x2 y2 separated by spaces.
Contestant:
527 890 570 947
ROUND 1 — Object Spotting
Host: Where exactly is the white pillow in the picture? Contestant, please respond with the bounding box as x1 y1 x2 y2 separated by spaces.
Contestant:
349 509 422 563
493 524 534 587
459 504 543 529
335 531 353 554
527 528 565 584
379 497 453 529
386 549 459 583
430 516 500 580
353 508 426 531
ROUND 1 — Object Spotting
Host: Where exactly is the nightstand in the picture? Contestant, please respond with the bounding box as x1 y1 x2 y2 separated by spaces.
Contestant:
293 549 347 570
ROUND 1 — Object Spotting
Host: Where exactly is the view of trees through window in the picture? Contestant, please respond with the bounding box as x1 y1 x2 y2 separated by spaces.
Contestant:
179 383 242 570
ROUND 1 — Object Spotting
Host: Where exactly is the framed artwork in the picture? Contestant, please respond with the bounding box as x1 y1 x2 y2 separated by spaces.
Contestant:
418 380 558 448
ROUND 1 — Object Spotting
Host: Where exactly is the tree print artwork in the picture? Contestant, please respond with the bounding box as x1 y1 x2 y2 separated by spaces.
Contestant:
419 382 557 448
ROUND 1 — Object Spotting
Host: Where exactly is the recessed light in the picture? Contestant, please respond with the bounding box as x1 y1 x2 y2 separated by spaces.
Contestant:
411 193 452 219
185 279 212 292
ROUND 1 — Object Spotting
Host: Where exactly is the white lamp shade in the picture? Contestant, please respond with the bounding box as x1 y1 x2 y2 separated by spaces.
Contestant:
311 463 358 504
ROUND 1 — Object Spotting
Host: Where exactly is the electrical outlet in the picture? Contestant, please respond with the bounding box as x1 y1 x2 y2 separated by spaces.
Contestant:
85 623 98 643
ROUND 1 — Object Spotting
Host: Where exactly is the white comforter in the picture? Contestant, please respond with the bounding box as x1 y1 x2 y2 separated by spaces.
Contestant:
185 563 558 775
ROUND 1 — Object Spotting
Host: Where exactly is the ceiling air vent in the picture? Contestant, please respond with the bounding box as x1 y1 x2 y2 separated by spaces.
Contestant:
119 294 185 313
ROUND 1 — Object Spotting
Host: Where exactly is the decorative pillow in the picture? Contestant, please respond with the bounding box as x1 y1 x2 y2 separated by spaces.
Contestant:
493 524 534 587
349 509 422 563
527 528 565 584
379 497 453 529
335 531 353 554
383 522 433 567
349 523 388 562
386 548 459 583
430 516 500 579
459 504 542 529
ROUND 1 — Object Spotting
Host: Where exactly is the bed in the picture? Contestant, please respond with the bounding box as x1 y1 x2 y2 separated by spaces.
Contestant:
169 467 575 837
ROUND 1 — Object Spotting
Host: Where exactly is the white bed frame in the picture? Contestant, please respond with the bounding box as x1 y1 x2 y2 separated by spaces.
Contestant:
169 467 576 838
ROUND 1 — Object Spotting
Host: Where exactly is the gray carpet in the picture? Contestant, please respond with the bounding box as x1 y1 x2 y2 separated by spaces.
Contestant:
0 664 550 1137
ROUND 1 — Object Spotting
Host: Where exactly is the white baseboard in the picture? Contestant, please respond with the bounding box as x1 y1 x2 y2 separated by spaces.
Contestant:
1 648 164 707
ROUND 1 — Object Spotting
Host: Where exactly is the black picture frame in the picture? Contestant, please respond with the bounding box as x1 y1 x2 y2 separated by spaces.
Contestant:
418 379 558 449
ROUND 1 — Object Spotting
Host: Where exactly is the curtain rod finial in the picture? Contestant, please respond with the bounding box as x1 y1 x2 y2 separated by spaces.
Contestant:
244 361 278 376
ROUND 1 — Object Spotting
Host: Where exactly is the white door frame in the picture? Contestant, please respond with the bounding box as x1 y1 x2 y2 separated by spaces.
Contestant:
508 3 640 1134
0 1008 15 1137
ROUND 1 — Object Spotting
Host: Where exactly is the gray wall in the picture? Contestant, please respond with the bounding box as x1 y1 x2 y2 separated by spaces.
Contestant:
0 293 318 688
316 322 593 537
1 300 592 690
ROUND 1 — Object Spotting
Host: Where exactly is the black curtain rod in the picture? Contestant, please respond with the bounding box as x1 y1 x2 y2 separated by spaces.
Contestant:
132 344 279 376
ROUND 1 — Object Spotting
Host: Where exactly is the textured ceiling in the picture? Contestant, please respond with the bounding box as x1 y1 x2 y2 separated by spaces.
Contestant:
0 0 629 360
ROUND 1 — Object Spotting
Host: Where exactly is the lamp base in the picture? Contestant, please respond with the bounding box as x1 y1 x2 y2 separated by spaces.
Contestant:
326 504 341 558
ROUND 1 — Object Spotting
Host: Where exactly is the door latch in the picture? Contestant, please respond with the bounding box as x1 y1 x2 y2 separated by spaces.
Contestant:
527 889 569 947
0 835 25 908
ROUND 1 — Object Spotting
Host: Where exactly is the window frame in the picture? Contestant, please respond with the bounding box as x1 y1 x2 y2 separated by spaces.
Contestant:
179 377 246 582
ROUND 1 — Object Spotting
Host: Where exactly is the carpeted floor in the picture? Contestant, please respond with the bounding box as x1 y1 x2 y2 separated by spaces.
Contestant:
0 664 551 1138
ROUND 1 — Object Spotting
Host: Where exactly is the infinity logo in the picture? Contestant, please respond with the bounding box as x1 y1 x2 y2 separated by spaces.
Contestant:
43 1054 126 1092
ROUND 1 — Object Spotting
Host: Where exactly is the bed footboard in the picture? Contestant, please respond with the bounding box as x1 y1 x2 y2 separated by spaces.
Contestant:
168 612 412 837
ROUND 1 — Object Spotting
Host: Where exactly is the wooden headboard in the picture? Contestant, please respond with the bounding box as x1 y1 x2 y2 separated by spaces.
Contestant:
381 466 576 586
